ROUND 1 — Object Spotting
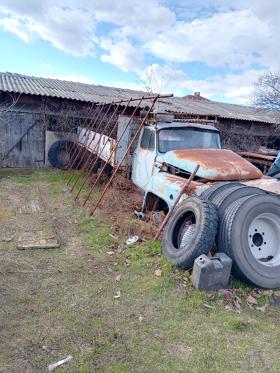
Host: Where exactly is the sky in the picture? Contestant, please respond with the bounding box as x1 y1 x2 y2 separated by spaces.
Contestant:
0 0 278 104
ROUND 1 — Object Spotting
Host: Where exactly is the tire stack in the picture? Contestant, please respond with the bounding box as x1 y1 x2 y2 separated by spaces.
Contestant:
162 182 280 288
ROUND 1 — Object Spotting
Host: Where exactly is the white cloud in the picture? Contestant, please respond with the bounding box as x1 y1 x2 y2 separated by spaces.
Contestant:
1 0 280 104
79 0 176 40
100 39 143 72
132 64 262 104
177 69 264 104
145 10 270 68
138 64 187 94
0 17 32 42
0 1 96 56
0 0 278 71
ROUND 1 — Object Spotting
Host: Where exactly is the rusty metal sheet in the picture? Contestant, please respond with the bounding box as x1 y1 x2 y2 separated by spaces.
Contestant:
242 177 280 195
163 149 262 181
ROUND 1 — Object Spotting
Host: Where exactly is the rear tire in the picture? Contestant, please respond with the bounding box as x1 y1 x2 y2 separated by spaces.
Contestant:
218 194 280 288
200 182 243 201
211 185 246 209
162 197 218 269
217 186 266 216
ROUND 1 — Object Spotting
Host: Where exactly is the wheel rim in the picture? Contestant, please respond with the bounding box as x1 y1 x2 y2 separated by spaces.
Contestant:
248 212 280 267
178 213 196 249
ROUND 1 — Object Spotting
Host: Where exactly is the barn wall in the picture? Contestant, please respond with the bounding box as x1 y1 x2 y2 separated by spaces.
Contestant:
217 118 280 151
0 111 45 168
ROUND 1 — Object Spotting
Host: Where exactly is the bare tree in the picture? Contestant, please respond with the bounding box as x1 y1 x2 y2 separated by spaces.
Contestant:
253 72 280 114
0 92 21 114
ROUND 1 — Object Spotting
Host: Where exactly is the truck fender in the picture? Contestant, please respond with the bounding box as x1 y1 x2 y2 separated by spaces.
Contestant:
143 172 190 211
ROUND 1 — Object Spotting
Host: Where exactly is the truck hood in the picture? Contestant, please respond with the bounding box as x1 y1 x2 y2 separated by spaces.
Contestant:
163 149 262 181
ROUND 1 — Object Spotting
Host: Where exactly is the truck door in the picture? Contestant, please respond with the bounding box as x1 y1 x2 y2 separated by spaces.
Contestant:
132 127 156 191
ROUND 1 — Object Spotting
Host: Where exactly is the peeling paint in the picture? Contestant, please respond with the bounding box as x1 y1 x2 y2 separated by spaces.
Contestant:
243 177 280 195
163 149 262 181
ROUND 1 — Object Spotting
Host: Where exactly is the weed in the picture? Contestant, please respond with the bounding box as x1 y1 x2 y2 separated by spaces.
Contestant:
0 169 280 373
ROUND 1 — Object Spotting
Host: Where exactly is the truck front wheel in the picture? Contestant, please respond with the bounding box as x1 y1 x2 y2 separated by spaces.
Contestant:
162 197 218 270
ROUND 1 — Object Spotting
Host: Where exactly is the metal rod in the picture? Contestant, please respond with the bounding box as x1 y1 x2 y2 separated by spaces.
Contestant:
65 103 109 184
89 95 160 214
96 93 173 105
75 99 132 200
62 103 98 167
153 164 200 241
67 102 115 188
62 104 101 180
63 103 105 181
83 96 145 206
66 103 113 186
71 101 123 192
63 93 172 181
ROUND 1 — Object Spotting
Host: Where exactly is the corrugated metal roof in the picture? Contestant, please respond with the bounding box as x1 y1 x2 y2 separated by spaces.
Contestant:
0 72 278 124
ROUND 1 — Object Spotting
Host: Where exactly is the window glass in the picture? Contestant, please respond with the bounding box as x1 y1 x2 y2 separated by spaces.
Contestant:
140 128 155 150
158 128 221 153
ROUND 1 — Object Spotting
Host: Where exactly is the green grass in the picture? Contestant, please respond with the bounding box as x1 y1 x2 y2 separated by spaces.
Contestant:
0 169 280 372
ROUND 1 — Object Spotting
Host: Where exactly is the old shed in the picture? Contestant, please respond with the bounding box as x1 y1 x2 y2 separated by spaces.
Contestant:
0 72 279 168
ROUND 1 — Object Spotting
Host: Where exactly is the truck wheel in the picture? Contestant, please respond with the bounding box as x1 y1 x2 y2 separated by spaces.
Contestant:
218 194 280 288
211 185 246 208
162 197 218 270
48 140 75 169
201 182 243 200
217 186 266 216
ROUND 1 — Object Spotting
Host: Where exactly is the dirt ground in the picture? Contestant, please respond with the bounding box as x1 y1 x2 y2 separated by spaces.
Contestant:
0 169 280 373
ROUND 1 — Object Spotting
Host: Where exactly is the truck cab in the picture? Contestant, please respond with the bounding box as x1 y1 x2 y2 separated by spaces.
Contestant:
131 113 262 211
132 118 221 191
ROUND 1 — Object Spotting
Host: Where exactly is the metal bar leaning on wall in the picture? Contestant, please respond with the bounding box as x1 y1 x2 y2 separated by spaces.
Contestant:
81 96 145 206
74 99 133 200
63 92 169 182
83 93 173 208
65 103 110 185
61 104 98 171
62 104 102 181
88 95 162 214
65 102 113 186
89 94 174 214
63 103 105 181
70 101 124 192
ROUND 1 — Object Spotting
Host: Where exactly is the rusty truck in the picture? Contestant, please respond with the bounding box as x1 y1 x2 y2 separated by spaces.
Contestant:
76 110 280 288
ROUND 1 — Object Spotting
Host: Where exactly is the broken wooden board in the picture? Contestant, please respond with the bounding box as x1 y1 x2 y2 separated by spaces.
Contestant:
20 199 43 214
17 229 60 249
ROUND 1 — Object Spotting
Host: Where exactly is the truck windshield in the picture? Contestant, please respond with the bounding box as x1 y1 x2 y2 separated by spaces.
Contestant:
158 128 221 153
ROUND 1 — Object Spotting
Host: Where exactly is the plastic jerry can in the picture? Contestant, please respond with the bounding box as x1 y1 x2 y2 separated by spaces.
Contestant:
191 253 233 291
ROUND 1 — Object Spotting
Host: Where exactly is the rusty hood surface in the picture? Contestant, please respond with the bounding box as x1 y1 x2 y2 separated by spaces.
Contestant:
163 148 262 181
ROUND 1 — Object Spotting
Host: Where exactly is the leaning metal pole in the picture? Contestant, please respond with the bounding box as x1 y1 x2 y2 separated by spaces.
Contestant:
62 104 101 181
89 95 162 214
74 99 133 200
82 96 145 206
66 102 113 186
70 101 123 192
62 103 98 177
64 103 105 182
